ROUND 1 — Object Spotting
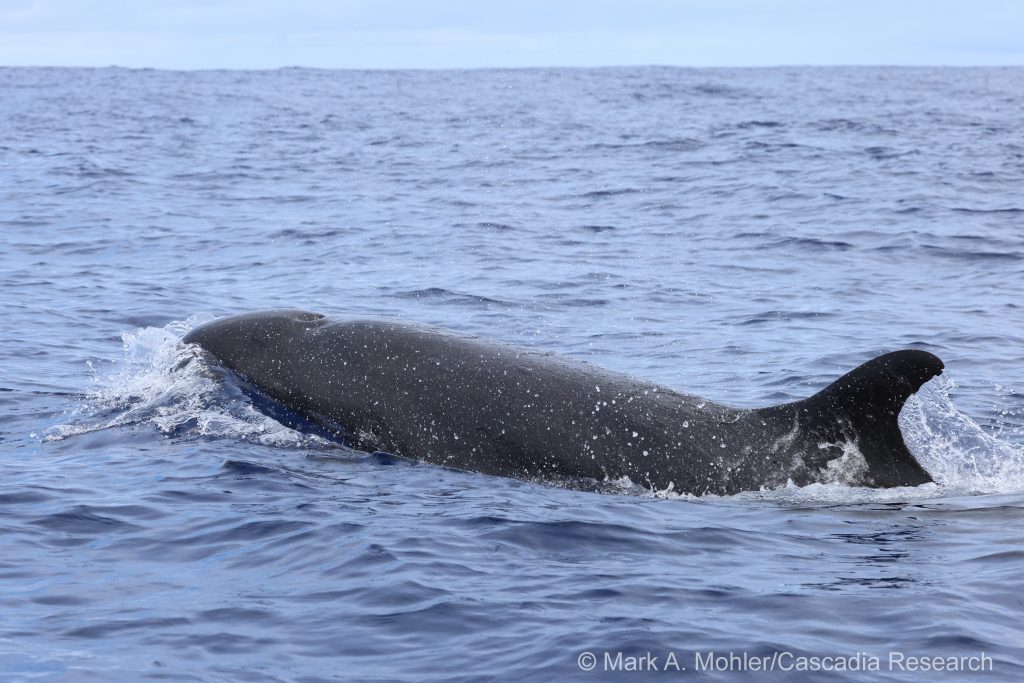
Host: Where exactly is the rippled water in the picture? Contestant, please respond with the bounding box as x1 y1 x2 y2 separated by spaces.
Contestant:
2 66 1023 681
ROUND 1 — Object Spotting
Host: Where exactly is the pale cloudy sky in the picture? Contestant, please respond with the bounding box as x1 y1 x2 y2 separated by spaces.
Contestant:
1 0 1021 69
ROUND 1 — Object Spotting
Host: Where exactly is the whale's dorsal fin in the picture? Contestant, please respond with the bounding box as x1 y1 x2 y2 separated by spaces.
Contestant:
803 350 944 486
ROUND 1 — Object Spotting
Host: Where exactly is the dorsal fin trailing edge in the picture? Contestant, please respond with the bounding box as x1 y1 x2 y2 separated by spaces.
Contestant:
804 350 944 487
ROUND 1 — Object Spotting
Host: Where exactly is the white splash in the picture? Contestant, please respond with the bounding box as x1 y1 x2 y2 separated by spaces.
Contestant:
816 441 869 486
900 374 1024 494
45 314 331 448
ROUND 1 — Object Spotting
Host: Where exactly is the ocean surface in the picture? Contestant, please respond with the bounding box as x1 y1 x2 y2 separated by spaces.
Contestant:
2 66 1023 682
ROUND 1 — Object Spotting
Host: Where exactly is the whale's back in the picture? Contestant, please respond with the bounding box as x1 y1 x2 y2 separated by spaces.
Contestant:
184 310 942 494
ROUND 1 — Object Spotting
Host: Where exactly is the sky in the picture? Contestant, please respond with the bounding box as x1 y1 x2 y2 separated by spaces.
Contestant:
0 0 1021 69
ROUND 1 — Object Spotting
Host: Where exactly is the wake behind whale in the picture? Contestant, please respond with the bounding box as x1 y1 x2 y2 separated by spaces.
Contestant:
181 309 944 496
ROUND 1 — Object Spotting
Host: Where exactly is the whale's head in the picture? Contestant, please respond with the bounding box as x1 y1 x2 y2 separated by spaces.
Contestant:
183 309 326 378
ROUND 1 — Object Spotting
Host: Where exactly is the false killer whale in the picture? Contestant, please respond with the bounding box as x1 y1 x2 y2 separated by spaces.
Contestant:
183 309 942 495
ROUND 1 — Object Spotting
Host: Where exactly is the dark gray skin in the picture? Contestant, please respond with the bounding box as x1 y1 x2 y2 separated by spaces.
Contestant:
184 309 943 495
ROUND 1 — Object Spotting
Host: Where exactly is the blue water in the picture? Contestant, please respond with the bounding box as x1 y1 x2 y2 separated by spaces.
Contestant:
2 66 1024 682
